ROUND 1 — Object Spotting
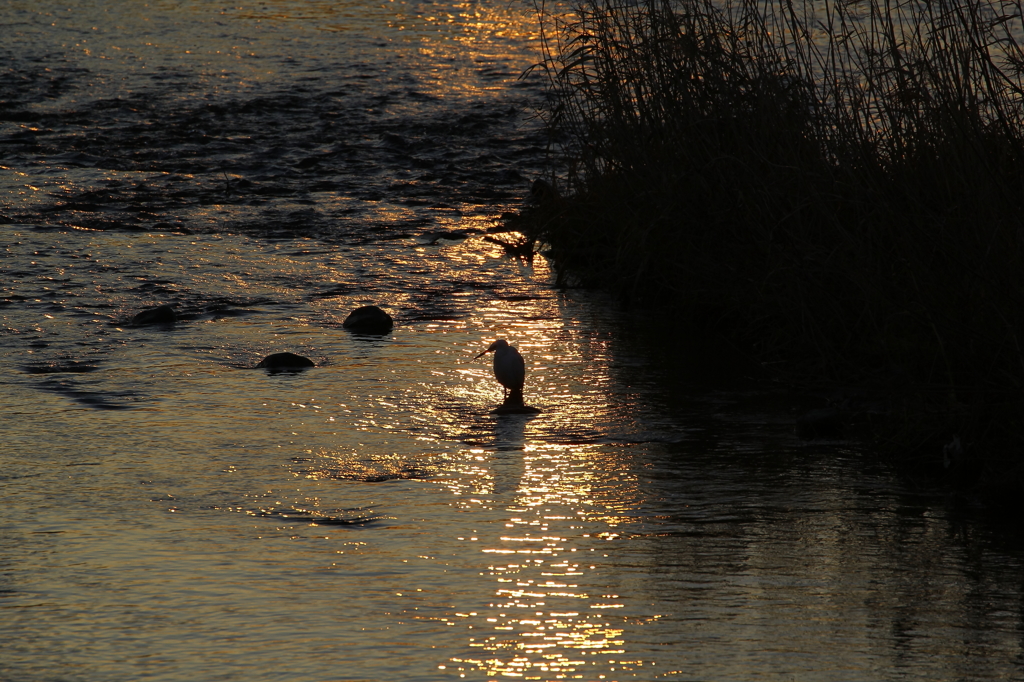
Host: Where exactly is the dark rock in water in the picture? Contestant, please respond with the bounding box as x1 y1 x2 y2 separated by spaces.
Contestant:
490 390 541 414
491 404 542 415
797 407 843 440
256 352 315 371
132 304 177 326
25 361 100 374
343 305 393 334
423 229 473 245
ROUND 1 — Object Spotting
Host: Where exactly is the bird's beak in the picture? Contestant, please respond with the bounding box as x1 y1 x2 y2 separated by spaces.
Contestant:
474 349 490 360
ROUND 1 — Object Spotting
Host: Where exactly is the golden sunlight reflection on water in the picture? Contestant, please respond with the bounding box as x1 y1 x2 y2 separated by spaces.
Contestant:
6 1 1024 676
444 439 650 679
213 234 660 677
204 0 543 99
5 220 1024 680
406 289 655 678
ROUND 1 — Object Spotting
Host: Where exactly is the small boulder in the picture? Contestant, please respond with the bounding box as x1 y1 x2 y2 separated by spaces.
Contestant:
343 305 394 334
491 404 542 415
256 352 315 371
132 304 177 326
489 389 541 414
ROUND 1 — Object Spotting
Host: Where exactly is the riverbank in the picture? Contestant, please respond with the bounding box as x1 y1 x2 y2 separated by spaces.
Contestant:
517 0 1024 511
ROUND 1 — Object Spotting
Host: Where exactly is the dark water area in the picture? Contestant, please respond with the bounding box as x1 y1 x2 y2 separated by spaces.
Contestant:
0 0 546 239
3 2 1024 681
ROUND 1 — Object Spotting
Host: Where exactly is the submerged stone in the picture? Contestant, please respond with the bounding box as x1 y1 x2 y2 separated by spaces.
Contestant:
490 391 540 415
490 404 542 415
343 305 394 334
132 304 177 326
256 352 315 371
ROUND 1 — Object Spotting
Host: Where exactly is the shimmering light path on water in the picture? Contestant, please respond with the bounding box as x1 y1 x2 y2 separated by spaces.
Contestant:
3 1 1024 681
3 226 1023 681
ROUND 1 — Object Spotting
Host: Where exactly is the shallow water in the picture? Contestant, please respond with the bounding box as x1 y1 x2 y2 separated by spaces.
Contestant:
1 0 546 238
3 2 1024 682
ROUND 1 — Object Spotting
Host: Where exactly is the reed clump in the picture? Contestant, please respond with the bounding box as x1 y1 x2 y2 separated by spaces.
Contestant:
528 0 1024 499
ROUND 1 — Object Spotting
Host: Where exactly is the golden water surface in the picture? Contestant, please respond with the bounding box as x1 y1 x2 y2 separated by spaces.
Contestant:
2 2 1024 681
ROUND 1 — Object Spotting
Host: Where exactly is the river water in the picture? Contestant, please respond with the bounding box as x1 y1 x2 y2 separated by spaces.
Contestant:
2 2 1024 681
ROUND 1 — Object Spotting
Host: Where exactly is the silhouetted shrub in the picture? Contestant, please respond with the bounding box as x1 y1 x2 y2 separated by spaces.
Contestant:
529 0 1024 495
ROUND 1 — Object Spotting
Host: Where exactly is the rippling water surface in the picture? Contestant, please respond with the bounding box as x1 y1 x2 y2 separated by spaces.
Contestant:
3 2 1024 681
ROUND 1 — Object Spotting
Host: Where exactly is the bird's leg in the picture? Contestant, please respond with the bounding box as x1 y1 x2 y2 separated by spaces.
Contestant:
503 387 524 408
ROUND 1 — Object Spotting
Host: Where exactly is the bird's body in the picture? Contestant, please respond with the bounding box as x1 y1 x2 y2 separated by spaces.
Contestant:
475 339 525 404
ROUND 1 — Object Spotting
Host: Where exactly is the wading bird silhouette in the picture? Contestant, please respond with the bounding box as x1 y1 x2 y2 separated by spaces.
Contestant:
474 339 525 405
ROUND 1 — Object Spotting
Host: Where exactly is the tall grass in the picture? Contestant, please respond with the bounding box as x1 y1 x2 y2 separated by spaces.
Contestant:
528 0 1024 492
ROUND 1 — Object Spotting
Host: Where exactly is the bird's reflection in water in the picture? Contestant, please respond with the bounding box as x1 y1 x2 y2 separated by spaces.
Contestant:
493 412 533 452
488 413 536 496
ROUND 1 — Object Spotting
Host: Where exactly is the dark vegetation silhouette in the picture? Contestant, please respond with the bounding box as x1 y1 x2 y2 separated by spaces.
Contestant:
521 0 1024 505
